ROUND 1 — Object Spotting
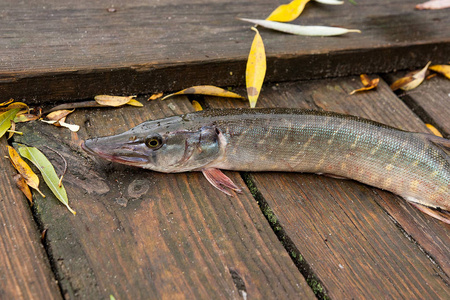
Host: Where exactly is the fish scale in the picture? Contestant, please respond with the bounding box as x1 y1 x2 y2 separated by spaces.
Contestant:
83 108 450 221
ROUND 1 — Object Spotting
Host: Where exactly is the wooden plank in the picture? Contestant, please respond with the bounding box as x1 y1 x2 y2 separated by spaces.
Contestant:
0 0 449 102
0 139 61 299
14 99 316 299
386 74 450 136
204 77 450 299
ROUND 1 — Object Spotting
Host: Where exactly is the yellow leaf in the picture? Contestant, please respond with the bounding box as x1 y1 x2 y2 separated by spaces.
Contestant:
429 64 450 79
94 95 137 107
13 174 33 204
18 146 75 215
350 74 379 95
14 113 39 123
161 86 245 100
0 102 29 114
426 124 443 137
191 100 203 111
0 99 14 107
8 146 45 198
126 99 144 107
390 62 431 91
246 27 266 108
266 0 310 22
0 108 21 139
148 92 164 101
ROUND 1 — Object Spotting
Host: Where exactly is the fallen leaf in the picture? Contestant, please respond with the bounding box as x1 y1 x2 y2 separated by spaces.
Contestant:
14 113 40 123
246 27 266 108
426 124 443 137
314 0 343 4
0 102 29 113
429 64 450 79
266 0 310 22
18 146 76 215
148 93 164 101
161 86 245 100
0 108 21 139
13 174 33 203
239 18 361 36
416 0 450 10
390 62 431 91
350 74 379 94
46 109 74 122
0 99 14 106
7 121 23 139
94 95 139 107
191 100 203 111
8 146 45 198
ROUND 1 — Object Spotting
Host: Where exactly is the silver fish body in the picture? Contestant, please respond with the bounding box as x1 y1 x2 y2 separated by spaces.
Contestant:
83 108 450 212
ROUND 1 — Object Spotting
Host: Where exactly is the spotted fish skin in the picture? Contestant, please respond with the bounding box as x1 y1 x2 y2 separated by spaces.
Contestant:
83 108 450 212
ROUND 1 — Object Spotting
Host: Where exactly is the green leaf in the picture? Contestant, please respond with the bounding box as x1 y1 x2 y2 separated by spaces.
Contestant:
18 146 76 215
0 108 20 138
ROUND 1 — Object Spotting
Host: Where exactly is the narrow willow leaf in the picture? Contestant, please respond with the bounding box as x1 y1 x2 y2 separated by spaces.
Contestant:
0 102 29 114
0 108 20 139
126 99 144 107
314 0 343 4
349 74 379 95
239 18 361 36
266 0 310 22
94 95 137 107
46 109 74 121
426 124 443 137
8 146 45 197
14 113 39 123
416 0 450 10
0 99 14 106
191 100 203 111
14 174 33 203
390 62 431 91
148 93 164 101
18 146 76 215
429 64 450 79
161 86 245 100
246 27 266 108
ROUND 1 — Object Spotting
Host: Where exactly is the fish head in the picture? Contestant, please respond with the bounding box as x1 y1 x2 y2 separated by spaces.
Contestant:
82 116 225 173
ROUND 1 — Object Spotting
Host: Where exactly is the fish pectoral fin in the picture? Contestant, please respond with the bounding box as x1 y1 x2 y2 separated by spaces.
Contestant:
409 202 450 224
201 168 242 196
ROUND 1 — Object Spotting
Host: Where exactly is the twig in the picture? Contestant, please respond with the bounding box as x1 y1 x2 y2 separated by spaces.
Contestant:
44 100 106 114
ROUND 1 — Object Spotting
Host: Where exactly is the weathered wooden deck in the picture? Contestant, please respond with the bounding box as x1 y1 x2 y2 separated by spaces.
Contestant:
1 0 449 299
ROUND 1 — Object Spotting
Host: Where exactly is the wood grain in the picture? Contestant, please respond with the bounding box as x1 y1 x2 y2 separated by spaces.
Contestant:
0 0 449 102
14 98 315 299
0 139 61 299
204 77 450 299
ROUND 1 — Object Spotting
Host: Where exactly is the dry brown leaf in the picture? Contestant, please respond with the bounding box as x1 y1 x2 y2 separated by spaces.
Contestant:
94 95 138 107
7 146 45 198
13 174 33 203
148 93 164 101
390 62 431 91
46 109 74 122
350 74 379 95
161 86 245 101
429 64 450 79
14 113 40 123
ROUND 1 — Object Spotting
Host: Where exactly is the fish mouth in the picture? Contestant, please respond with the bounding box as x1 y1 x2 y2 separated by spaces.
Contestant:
82 139 147 166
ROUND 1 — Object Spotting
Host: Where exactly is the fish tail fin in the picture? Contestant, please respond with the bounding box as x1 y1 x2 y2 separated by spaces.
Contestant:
419 133 450 161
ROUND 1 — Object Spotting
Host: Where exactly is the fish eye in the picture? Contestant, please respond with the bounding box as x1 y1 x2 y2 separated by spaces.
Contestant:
145 135 163 149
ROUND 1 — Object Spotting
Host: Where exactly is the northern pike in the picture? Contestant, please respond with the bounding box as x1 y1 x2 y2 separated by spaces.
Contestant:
82 108 450 223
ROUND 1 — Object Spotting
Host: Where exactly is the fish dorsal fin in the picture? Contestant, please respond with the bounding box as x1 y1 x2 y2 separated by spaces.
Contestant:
421 133 450 155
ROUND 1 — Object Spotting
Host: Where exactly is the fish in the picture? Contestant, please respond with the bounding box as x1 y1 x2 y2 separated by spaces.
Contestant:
82 108 450 223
